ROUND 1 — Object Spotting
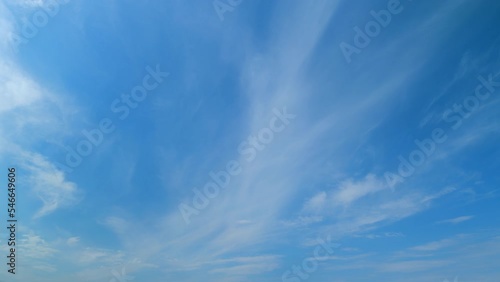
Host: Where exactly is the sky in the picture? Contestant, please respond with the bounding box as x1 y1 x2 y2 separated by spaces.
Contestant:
0 0 499 281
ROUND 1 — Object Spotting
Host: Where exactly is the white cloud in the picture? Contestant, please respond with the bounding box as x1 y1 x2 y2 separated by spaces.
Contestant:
67 237 80 246
0 1 81 220
354 232 404 239
438 215 474 224
19 150 81 218
0 62 42 112
303 174 388 214
303 191 327 212
34 1 497 279
20 233 58 259
333 174 387 206
421 187 457 203
5 0 45 8
282 216 323 228
104 216 128 231
379 259 451 273
410 237 461 252
78 248 125 264
208 255 281 275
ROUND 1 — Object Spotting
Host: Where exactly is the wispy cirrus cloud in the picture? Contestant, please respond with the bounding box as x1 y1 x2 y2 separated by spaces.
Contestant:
303 174 388 212
437 216 474 225
17 150 81 218
0 0 499 281
90 2 498 280
0 1 81 221
410 237 462 252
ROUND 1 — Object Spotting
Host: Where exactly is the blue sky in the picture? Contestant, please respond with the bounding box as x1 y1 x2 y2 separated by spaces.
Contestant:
0 0 500 281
